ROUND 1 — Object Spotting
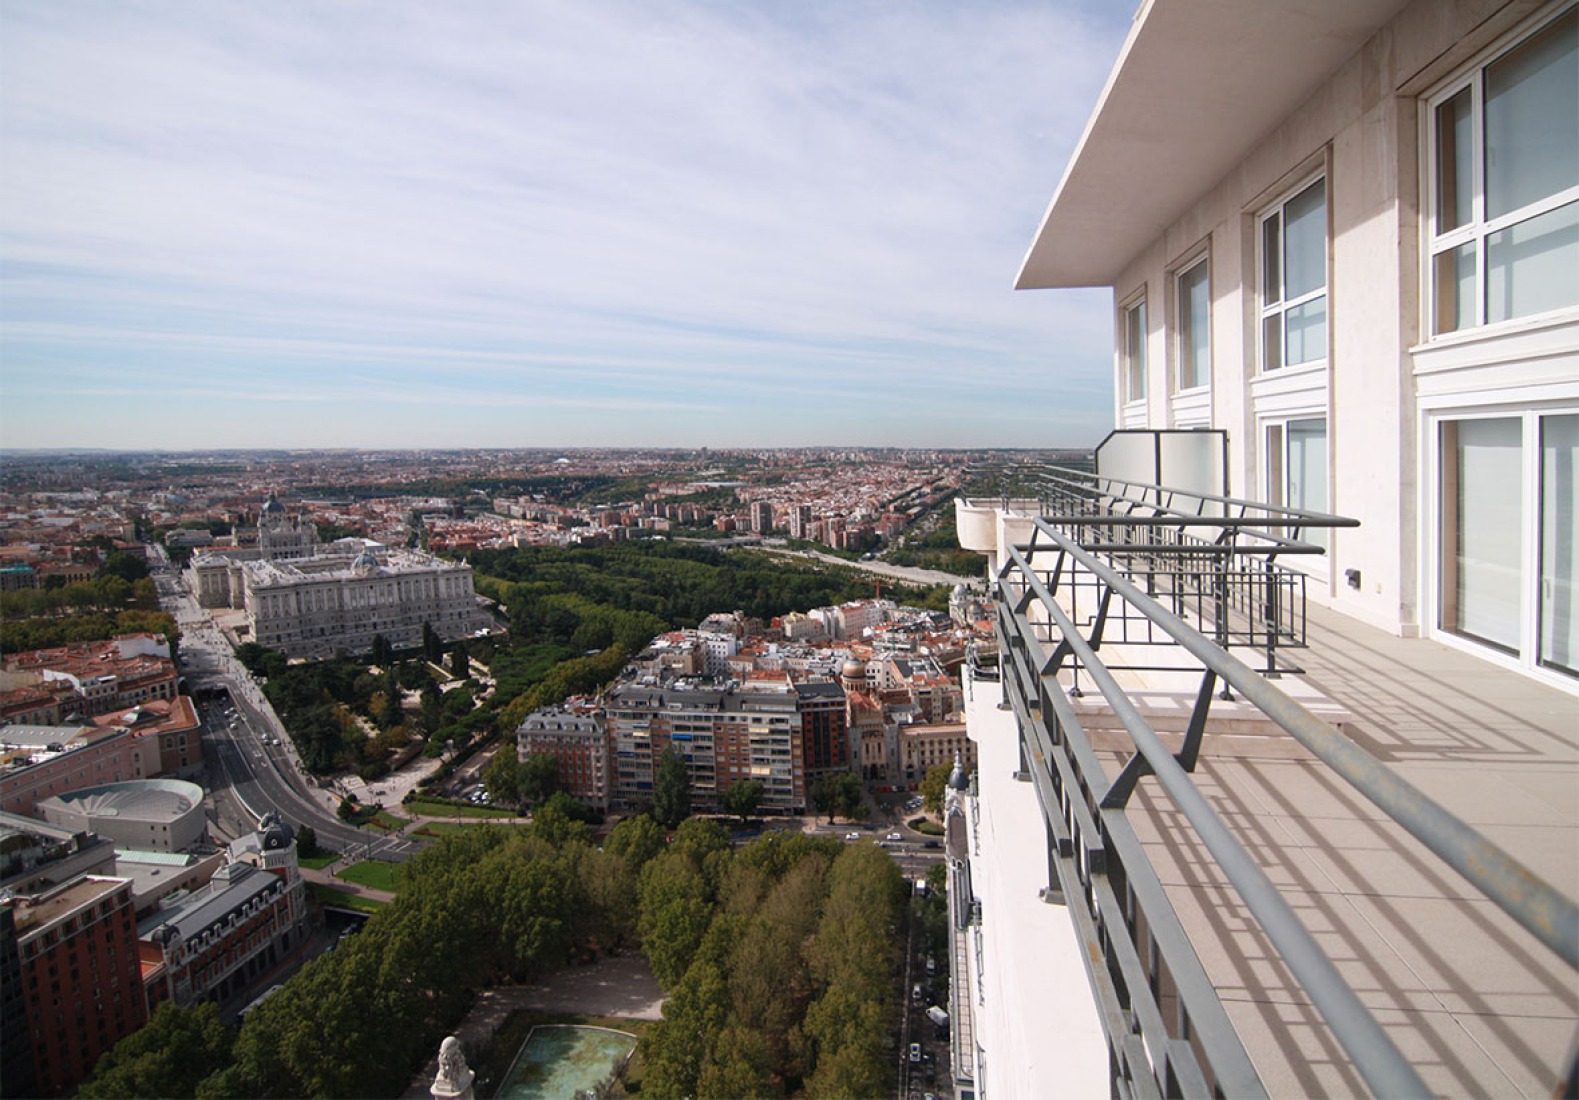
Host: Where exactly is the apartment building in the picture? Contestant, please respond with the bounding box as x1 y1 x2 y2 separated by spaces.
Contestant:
947 2 1578 1096
1 634 178 719
517 705 610 811
1016 0 1576 689
7 876 147 1097
604 678 810 813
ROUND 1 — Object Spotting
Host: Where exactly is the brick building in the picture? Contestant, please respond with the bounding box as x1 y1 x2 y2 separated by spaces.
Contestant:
517 705 610 811
7 876 147 1096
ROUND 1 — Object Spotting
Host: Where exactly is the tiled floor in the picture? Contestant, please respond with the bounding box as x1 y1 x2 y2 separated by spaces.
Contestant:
1109 603 1578 1097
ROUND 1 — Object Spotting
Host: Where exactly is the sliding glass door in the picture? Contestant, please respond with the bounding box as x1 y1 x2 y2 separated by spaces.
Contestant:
1439 410 1578 678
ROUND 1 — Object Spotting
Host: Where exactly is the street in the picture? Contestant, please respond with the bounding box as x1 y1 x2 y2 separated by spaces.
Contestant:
152 548 425 860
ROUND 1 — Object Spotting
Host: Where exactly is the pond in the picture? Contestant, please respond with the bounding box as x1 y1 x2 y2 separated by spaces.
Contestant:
496 1025 638 1100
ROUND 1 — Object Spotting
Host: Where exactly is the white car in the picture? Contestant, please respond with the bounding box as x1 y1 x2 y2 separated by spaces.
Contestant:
844 832 861 841
887 832 903 842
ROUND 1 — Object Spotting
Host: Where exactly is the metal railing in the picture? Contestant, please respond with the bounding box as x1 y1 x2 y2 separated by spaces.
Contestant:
990 505 1579 1099
974 464 1359 675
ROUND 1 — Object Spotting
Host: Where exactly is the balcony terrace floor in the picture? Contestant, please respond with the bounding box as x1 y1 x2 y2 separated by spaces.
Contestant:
1104 601 1578 1097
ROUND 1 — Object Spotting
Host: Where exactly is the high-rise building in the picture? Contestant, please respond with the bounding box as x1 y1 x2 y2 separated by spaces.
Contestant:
750 500 774 534
604 678 810 812
789 503 814 540
7 876 146 1097
950 2 1579 1097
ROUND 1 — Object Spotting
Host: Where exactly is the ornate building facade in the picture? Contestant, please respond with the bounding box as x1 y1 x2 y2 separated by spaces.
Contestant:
190 498 488 658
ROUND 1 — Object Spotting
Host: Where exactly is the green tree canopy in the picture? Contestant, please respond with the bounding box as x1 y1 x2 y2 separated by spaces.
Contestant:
720 778 765 823
653 744 691 828
78 1001 234 1100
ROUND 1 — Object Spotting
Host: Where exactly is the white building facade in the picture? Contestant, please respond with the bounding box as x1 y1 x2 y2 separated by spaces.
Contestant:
1017 0 1576 691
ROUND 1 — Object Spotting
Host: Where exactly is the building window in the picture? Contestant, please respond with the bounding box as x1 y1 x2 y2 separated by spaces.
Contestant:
1259 177 1328 371
1176 257 1211 391
1429 8 1579 335
1122 296 1147 402
1266 418 1329 552
1438 411 1577 678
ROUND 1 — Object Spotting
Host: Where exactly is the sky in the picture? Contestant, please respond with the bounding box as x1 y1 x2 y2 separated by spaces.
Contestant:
0 1 1132 453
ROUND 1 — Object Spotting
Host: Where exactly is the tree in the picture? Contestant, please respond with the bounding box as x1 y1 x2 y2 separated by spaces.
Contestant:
520 752 560 805
370 633 393 668
639 852 713 988
449 639 470 680
78 1001 234 1099
483 747 523 807
295 824 319 859
422 620 443 665
720 778 765 823
920 761 952 816
102 549 151 582
812 772 864 824
605 813 666 870
653 745 691 828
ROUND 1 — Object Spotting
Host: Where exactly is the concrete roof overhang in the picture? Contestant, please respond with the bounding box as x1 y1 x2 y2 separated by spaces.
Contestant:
1015 0 1412 290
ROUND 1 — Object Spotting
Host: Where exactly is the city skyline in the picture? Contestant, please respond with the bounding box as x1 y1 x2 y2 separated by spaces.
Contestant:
1 1 1130 453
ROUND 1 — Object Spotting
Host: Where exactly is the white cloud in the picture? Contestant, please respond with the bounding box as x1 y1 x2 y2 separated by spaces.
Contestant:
0 0 1129 450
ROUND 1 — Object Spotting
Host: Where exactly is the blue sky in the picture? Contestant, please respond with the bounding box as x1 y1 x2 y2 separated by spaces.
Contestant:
1 1 1131 452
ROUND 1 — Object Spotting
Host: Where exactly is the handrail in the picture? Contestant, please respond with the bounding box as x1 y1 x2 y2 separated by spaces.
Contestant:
994 514 1579 1096
1003 537 1430 1098
1022 517 1578 972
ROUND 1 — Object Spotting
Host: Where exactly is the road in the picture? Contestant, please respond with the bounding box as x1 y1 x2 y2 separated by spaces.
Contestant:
752 545 983 592
150 549 424 861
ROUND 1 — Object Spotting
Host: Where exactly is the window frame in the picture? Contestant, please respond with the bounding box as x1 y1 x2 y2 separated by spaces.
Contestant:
1424 5 1579 338
1257 174 1329 374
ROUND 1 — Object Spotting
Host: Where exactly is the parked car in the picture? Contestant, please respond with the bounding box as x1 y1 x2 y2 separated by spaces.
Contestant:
909 1043 922 1063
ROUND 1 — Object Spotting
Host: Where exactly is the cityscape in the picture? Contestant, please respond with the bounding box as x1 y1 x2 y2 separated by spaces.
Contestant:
2 1 1577 1100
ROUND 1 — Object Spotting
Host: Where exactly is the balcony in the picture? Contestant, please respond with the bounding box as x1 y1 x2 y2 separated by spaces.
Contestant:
954 453 1577 1098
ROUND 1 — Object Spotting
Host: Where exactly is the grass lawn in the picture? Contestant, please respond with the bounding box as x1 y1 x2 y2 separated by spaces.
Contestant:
412 820 529 839
908 816 944 836
308 882 387 914
473 1010 653 1100
405 797 518 820
336 860 404 892
364 810 410 833
298 854 337 871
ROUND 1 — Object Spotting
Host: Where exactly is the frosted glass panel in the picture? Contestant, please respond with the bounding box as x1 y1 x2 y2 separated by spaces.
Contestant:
1484 9 1578 219
1444 418 1523 651
1486 200 1579 323
1541 414 1578 675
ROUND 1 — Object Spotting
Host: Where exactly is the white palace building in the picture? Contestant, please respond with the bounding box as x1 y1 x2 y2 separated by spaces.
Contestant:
191 496 489 659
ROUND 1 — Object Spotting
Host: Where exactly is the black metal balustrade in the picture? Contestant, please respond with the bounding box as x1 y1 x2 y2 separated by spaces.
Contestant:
976 473 1579 1099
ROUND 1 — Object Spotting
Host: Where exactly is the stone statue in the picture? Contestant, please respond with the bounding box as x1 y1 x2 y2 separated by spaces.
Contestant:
431 1035 475 1100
